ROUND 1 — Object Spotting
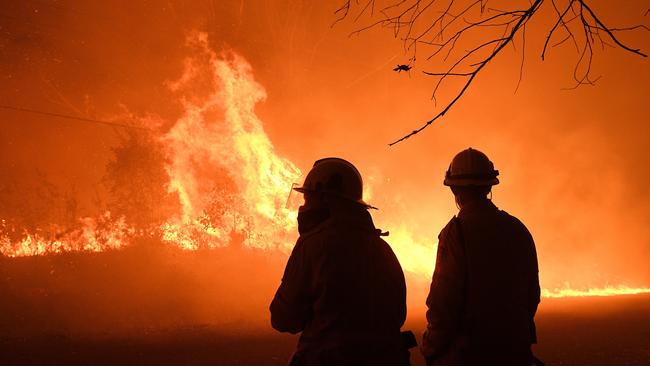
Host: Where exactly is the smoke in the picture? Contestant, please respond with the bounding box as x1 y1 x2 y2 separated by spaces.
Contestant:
0 0 649 335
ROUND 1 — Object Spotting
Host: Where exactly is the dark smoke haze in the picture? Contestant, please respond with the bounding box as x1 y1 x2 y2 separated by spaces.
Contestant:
1 0 649 333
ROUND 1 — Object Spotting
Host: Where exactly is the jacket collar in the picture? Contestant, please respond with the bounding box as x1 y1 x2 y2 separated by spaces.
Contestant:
458 199 498 219
330 204 376 231
297 203 376 238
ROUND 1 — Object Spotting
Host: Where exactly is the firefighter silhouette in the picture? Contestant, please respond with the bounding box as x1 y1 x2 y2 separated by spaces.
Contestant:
271 157 415 366
421 148 542 366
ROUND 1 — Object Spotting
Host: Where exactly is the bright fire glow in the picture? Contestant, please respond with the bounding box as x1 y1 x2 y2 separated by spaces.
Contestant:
542 285 650 298
160 33 300 251
0 214 132 257
387 225 438 277
0 33 647 299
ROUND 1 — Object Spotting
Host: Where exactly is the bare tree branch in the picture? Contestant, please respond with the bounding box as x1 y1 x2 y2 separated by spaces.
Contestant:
579 0 647 57
514 23 526 93
387 0 543 146
542 0 575 60
334 0 649 145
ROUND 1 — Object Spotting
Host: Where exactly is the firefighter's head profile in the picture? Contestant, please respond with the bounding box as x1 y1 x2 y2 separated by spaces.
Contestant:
293 157 373 211
444 148 499 208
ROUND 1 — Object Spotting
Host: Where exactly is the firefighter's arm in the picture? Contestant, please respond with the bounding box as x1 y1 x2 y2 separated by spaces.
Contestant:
526 229 541 343
421 220 466 360
383 240 408 325
270 240 311 334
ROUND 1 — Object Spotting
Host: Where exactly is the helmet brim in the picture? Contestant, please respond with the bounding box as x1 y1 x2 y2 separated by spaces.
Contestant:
293 186 377 209
292 186 308 194
443 177 499 187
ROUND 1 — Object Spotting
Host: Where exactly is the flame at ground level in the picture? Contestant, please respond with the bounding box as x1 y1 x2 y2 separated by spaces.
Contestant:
0 33 647 300
2 227 648 299
542 285 650 298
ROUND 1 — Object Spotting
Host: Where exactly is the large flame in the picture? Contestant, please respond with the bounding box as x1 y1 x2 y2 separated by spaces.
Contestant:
0 33 300 255
160 33 300 250
0 32 647 299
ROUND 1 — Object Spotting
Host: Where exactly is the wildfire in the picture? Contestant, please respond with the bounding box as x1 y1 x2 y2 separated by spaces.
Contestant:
160 32 300 251
386 226 438 277
0 32 647 299
0 33 299 256
542 285 650 298
0 213 133 257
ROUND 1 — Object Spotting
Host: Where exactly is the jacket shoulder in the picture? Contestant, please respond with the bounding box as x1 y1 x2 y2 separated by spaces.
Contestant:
438 216 459 240
498 210 534 240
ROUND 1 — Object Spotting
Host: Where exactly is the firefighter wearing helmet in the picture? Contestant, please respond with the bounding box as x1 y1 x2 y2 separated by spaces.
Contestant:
421 148 541 366
270 157 413 366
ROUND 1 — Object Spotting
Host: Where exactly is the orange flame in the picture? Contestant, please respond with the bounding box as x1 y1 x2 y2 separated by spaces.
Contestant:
0 32 647 299
542 285 650 298
160 32 300 251
0 213 132 257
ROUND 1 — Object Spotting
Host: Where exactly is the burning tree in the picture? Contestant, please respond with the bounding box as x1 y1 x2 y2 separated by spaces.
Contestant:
335 0 648 145
104 131 180 231
0 169 75 241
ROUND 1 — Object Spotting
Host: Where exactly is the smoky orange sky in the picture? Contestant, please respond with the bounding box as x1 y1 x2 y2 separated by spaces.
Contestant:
1 0 649 295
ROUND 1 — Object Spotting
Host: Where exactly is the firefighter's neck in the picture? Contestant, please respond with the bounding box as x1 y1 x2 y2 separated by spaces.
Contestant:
453 192 491 210
451 185 492 210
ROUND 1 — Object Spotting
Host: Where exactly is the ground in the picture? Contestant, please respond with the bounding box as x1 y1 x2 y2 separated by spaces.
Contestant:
1 294 649 365
1 247 648 365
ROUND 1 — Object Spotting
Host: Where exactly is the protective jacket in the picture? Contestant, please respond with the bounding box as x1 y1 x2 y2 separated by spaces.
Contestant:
270 204 409 366
422 200 540 366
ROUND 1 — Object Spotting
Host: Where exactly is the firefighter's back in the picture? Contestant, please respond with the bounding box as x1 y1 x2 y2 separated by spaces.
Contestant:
458 203 539 364
296 208 408 365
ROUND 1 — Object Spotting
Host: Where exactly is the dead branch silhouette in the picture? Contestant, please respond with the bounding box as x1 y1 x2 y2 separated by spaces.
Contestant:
334 0 648 146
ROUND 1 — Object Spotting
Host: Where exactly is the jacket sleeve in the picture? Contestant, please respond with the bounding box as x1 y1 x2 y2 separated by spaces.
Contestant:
270 240 312 334
421 219 466 359
382 238 408 327
524 227 541 343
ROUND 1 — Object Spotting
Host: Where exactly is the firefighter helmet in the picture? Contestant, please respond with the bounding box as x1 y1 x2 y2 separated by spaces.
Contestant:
293 157 374 208
444 148 499 186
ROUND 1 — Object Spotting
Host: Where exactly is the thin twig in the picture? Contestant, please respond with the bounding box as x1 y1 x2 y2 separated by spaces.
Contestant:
333 0 648 145
388 0 543 146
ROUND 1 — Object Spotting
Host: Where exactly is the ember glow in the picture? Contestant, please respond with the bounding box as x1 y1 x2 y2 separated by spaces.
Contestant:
1 2 648 303
1 34 301 256
0 213 132 257
542 285 650 298
1 33 647 299
160 33 300 251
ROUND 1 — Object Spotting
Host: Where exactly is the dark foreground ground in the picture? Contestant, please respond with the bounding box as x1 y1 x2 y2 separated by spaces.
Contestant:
1 294 649 366
1 247 648 365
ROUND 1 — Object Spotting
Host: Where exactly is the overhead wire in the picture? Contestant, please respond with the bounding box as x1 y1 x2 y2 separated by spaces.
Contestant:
0 104 151 130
